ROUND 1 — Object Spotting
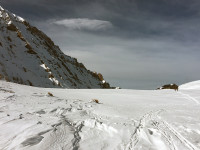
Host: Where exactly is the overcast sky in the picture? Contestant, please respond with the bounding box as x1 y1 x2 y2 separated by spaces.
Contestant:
1 0 200 89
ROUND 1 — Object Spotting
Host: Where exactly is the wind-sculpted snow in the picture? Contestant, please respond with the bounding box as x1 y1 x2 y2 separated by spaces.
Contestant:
0 5 110 89
0 81 200 150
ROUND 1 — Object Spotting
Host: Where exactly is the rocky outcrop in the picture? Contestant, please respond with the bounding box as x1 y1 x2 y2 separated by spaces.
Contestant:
157 84 179 91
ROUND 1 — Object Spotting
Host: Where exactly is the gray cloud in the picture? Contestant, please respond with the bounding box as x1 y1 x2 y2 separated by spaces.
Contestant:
40 24 200 89
1 0 200 89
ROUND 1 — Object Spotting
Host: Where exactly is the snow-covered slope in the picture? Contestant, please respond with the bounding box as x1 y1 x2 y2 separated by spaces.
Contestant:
179 80 200 90
0 6 111 88
0 80 199 150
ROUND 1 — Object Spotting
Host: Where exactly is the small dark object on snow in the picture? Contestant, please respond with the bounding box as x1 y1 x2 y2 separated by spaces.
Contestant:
48 92 53 97
37 121 42 124
19 114 23 119
92 99 100 104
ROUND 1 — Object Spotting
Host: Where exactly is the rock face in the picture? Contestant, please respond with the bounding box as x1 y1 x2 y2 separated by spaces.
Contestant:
157 84 179 91
0 6 111 88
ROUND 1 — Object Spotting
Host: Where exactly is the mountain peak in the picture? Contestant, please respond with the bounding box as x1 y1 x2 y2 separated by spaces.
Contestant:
0 6 112 89
0 5 25 24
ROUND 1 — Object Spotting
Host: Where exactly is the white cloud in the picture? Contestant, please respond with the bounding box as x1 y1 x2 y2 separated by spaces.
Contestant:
53 18 113 31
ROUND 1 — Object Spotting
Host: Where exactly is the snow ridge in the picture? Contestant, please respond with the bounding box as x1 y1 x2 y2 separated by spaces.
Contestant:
179 80 200 90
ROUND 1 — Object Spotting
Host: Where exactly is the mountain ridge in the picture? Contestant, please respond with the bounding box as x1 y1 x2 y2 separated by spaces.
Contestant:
0 5 111 89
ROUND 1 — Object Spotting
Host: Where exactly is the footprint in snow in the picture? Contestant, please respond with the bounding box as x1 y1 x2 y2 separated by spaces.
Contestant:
35 110 46 115
148 129 154 135
21 129 51 147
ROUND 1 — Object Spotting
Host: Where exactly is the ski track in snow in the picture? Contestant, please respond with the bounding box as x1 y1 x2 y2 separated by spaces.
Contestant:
178 92 200 105
127 110 165 150
126 110 199 150
0 81 200 150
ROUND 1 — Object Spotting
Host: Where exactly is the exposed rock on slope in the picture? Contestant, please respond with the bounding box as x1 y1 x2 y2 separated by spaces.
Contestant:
157 84 179 91
0 6 111 88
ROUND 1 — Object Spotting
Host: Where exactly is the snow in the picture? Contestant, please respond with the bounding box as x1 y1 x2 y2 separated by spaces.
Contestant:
0 6 4 11
179 80 200 90
49 77 59 85
0 4 199 150
40 64 49 70
7 20 12 25
16 16 25 22
0 80 200 150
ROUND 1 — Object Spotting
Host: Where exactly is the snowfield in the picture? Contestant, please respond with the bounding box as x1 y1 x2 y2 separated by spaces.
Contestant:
179 80 200 90
0 80 200 150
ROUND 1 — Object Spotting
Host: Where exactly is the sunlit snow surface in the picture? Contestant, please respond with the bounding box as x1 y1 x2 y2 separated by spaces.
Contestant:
0 81 199 150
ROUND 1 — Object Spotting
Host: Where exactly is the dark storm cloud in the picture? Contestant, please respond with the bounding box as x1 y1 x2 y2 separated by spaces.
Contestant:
1 0 200 89
2 0 200 38
2 0 200 21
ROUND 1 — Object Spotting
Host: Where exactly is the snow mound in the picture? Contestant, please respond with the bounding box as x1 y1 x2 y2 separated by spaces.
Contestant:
179 80 200 90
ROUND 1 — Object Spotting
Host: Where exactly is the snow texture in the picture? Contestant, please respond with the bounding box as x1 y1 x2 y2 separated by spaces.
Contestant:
0 80 199 150
179 80 200 90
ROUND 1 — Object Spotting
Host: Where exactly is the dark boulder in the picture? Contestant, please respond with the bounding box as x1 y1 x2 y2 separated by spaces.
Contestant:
157 84 179 91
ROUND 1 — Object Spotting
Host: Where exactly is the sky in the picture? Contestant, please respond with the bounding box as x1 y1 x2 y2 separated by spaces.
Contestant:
1 0 200 89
